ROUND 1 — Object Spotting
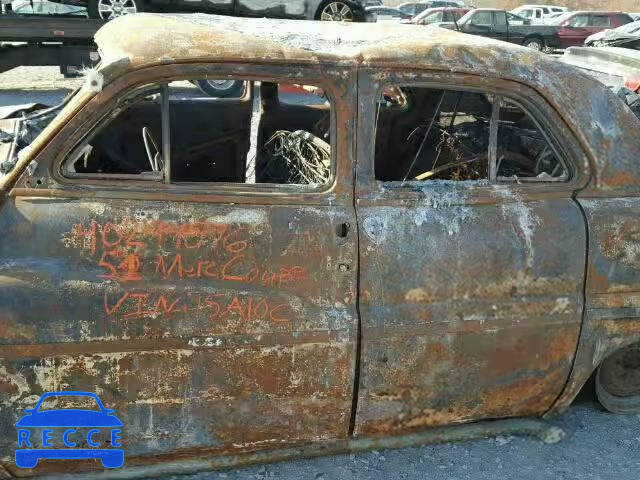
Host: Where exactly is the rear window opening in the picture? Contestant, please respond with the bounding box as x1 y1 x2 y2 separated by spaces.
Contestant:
374 86 568 183
62 79 333 189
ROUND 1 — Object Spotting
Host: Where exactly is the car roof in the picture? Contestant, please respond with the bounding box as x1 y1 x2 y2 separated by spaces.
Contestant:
91 13 640 194
428 7 468 11
519 4 564 8
568 11 625 15
95 11 529 73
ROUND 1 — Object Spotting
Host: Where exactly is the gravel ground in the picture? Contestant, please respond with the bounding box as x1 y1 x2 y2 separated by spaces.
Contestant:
166 392 640 480
0 67 82 107
2 66 639 480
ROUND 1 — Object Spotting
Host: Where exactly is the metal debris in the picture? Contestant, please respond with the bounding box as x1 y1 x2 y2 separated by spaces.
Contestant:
263 130 331 185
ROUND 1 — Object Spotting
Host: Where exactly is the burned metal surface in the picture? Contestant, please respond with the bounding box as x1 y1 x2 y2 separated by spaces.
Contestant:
353 181 586 434
89 14 640 193
547 199 640 415
0 11 639 478
0 55 359 475
0 200 358 474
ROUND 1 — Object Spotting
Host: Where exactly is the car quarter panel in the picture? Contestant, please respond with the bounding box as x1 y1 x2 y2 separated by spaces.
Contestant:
545 78 640 415
547 197 640 414
0 65 359 470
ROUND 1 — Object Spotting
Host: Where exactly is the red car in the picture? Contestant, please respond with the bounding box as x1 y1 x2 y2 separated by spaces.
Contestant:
550 11 634 48
410 7 471 25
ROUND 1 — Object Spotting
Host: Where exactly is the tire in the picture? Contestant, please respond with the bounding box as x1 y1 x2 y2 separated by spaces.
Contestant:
522 36 544 51
59 64 83 78
194 79 245 98
88 0 141 20
596 342 640 414
315 0 364 22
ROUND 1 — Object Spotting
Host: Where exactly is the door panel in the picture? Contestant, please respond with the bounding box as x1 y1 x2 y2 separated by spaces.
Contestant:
352 72 586 436
353 188 585 435
0 197 357 460
492 11 509 42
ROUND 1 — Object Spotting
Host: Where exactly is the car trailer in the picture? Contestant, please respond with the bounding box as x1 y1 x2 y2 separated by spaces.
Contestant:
0 10 103 76
0 11 243 96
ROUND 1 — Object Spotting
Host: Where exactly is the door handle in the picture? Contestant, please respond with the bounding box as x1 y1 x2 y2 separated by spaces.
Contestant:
335 222 350 238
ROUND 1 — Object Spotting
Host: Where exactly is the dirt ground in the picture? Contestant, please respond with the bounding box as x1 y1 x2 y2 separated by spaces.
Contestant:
1 67 639 480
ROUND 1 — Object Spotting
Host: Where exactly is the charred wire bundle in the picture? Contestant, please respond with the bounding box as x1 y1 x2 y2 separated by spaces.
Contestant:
262 130 331 185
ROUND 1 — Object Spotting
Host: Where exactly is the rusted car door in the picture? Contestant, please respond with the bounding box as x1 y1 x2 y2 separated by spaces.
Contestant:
352 70 587 435
0 65 358 465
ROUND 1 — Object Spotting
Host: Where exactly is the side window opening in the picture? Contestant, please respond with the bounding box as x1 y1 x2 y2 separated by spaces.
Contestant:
374 86 568 184
590 15 611 27
64 85 163 179
62 78 332 189
496 99 566 181
470 11 493 25
568 15 589 27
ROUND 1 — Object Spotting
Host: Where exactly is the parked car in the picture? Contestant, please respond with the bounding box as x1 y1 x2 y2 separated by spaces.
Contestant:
511 4 568 25
411 6 470 25
49 0 367 21
441 8 561 50
548 11 634 48
630 13 640 21
1 12 640 477
506 12 529 25
543 11 565 23
585 20 640 49
396 0 460 18
559 46 640 90
558 46 640 119
365 5 410 22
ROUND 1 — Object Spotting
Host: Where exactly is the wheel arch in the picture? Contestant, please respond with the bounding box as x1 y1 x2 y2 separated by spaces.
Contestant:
545 318 640 417
313 0 366 21
522 34 545 46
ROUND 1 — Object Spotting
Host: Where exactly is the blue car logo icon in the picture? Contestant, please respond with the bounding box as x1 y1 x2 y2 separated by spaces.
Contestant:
15 391 123 469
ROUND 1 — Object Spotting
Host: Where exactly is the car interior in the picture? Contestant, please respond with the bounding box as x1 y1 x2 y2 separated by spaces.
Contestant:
64 80 332 186
63 82 565 186
374 87 568 182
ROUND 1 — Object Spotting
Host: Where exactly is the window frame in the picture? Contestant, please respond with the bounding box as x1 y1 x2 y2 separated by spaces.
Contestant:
470 11 494 26
495 11 508 26
369 80 579 188
589 14 611 27
424 11 443 22
55 69 338 196
567 14 589 27
61 82 166 182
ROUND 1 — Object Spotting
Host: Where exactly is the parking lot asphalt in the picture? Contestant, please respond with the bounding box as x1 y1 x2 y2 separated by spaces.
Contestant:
2 66 639 480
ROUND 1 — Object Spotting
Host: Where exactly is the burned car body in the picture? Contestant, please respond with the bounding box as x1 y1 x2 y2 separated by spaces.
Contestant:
1 13 640 477
585 20 640 49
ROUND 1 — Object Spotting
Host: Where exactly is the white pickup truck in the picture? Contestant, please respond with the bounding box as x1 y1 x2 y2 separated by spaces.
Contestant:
511 4 569 25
